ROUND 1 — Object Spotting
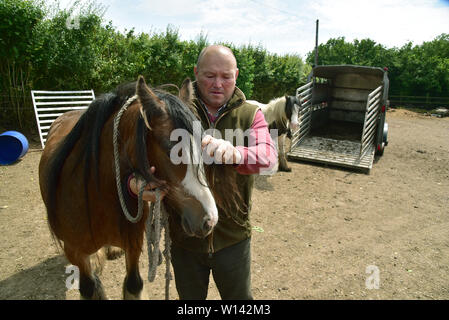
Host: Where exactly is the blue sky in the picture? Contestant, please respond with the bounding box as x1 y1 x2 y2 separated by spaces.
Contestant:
53 0 449 58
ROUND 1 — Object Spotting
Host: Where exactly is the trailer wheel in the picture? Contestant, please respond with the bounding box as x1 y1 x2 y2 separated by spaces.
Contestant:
376 142 385 156
376 122 388 156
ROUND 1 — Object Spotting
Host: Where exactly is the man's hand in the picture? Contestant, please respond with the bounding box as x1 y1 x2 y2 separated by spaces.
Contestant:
129 166 167 202
201 135 242 164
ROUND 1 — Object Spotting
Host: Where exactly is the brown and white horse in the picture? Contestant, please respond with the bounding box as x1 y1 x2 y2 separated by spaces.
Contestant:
247 95 300 172
39 76 219 299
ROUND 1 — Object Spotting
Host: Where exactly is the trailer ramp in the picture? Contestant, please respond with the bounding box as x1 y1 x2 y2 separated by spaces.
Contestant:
287 65 387 174
288 136 375 173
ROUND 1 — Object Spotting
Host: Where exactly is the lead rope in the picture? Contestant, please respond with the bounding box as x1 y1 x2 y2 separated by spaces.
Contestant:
146 189 172 300
113 95 142 223
113 96 172 300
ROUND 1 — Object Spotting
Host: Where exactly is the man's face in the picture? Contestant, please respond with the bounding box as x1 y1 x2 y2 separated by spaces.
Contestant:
194 50 239 110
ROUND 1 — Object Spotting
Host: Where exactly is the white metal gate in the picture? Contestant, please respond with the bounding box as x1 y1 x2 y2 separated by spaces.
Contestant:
31 90 95 148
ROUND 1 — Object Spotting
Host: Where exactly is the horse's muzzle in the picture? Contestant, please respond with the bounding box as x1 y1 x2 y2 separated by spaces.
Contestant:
181 209 216 238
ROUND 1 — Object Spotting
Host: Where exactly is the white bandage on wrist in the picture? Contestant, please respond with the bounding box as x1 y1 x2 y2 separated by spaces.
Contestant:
202 135 241 164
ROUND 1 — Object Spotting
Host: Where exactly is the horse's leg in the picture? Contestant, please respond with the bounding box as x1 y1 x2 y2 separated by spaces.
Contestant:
84 245 124 278
122 247 147 300
85 246 124 280
105 245 124 260
278 134 291 172
65 245 107 300
89 247 107 275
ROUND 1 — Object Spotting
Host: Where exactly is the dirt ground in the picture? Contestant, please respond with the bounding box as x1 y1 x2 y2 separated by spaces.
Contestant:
0 109 448 300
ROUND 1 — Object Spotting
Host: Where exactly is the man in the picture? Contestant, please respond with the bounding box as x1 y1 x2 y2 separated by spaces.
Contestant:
129 45 277 299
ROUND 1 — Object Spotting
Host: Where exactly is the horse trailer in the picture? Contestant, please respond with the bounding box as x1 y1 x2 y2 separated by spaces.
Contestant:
288 65 389 173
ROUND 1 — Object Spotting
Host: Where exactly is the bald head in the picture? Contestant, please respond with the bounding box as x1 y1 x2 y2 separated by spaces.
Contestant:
196 45 238 70
194 45 239 110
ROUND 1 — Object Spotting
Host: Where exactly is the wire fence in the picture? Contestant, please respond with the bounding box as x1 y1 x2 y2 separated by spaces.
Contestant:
389 95 449 109
0 94 33 109
0 93 36 132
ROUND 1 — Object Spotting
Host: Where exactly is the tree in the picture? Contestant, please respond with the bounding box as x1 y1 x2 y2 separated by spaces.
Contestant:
0 0 45 128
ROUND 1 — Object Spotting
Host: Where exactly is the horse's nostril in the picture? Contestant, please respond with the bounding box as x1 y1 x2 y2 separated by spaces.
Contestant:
203 216 214 232
203 219 210 231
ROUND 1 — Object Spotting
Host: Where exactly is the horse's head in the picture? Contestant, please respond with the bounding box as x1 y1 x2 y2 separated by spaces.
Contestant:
132 76 218 238
286 95 300 132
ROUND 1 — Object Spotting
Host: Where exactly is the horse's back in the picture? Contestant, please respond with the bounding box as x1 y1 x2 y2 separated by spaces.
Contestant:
246 100 265 110
39 110 84 187
45 110 84 149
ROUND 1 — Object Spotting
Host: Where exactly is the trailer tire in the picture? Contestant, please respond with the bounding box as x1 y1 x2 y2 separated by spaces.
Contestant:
376 142 385 156
376 122 388 156
383 122 389 146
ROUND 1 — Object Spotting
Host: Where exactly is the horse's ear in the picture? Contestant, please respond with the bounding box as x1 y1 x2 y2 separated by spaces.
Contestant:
136 76 165 127
179 78 194 105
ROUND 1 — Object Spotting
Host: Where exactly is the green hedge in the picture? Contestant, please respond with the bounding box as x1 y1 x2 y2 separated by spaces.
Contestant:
0 0 307 130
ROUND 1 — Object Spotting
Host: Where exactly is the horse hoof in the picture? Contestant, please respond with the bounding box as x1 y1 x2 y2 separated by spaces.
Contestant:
82 289 107 300
80 276 108 300
123 285 148 300
279 167 292 172
81 291 108 300
106 246 124 260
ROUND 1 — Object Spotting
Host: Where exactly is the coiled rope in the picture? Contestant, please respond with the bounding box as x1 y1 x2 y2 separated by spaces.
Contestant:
113 95 142 223
113 95 172 300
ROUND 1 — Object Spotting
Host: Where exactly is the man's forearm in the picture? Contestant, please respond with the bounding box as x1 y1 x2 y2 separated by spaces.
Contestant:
235 110 278 175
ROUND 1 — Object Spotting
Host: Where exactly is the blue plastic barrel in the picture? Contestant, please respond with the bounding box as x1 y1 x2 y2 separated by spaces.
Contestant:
0 131 29 165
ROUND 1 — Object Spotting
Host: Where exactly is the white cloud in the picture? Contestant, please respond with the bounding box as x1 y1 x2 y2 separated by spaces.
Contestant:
172 0 310 56
134 0 204 16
